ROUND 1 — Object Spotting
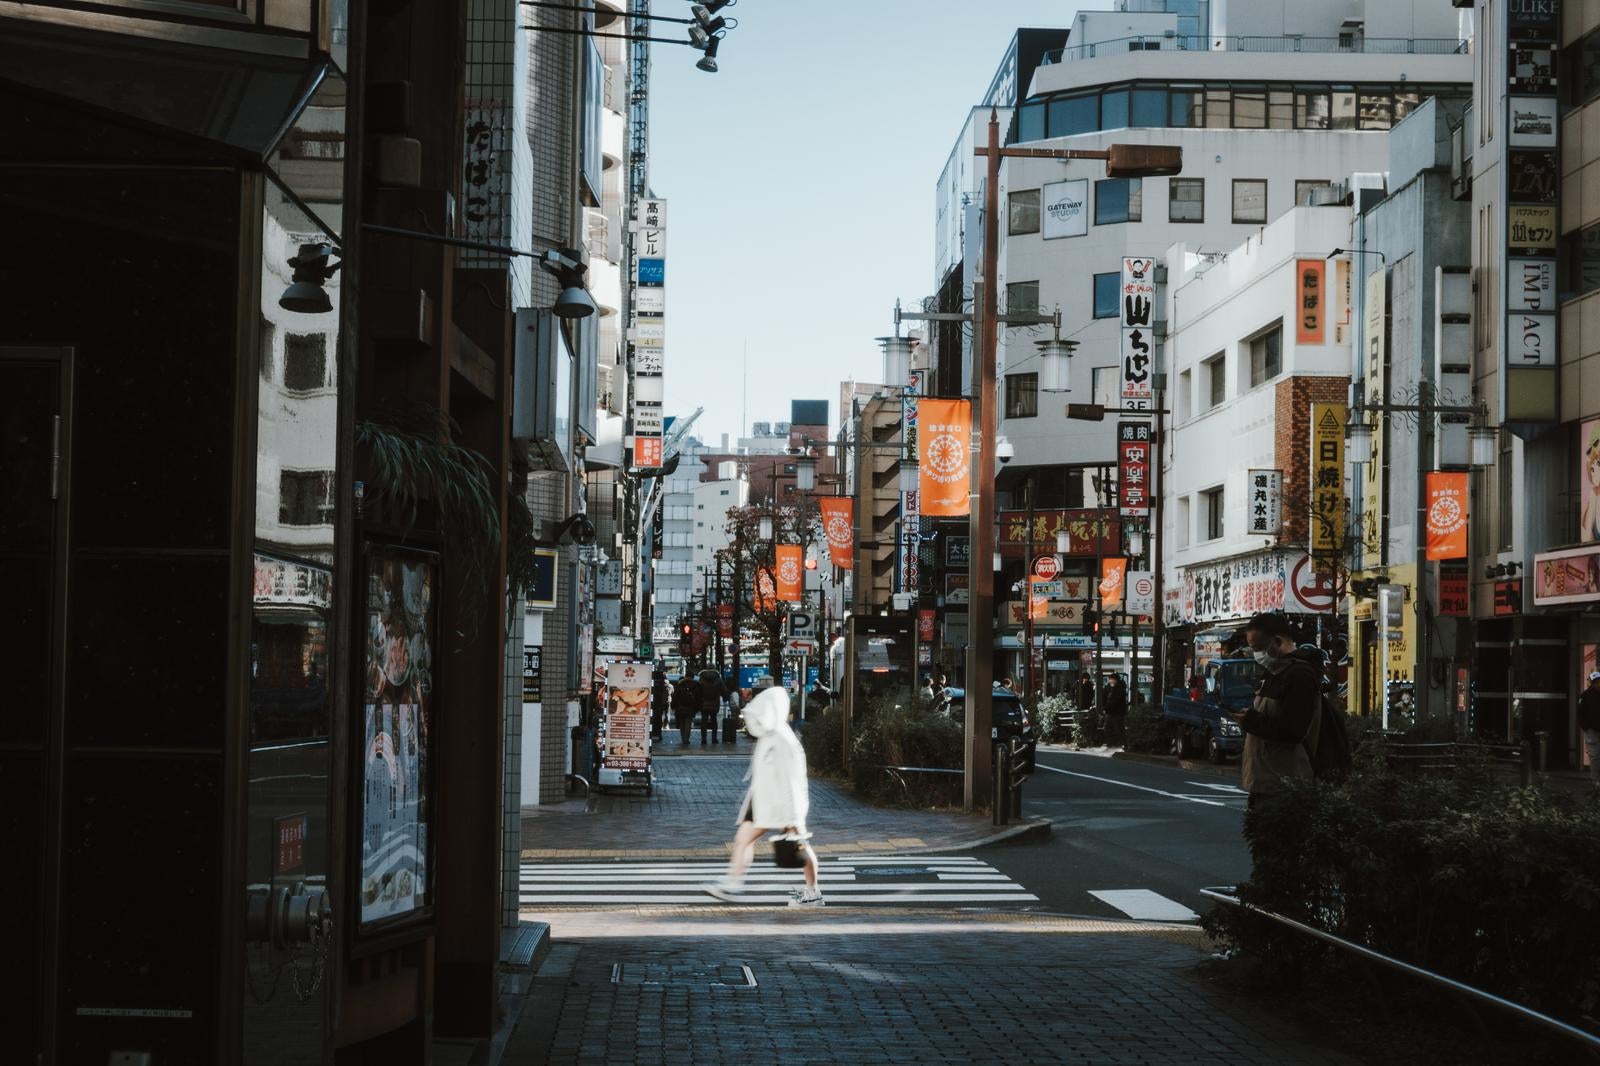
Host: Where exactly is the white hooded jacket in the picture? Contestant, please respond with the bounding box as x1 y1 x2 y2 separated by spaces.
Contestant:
737 687 810 833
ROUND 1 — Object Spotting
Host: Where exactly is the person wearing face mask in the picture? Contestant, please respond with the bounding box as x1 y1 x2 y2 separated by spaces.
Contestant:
1228 612 1322 810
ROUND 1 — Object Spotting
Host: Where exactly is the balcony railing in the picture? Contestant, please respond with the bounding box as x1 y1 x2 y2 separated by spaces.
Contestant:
1040 35 1467 65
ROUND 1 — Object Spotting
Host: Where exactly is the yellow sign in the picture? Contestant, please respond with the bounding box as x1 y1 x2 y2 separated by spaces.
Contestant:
1507 204 1557 253
1310 402 1347 552
1360 269 1386 557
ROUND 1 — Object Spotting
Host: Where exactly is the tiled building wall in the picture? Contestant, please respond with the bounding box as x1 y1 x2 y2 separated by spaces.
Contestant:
501 595 523 928
1274 374 1351 546
528 470 573 803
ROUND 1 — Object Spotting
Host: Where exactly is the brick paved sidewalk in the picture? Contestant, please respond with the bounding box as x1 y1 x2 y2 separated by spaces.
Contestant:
504 909 1357 1065
521 756 1022 860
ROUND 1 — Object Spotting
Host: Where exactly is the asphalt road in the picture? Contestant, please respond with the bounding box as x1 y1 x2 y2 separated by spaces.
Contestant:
981 748 1253 921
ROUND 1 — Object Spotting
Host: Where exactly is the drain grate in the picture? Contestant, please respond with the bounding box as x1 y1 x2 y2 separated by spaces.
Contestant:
610 962 757 988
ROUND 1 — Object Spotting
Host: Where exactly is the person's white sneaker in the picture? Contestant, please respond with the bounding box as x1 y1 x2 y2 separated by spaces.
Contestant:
702 877 743 902
787 888 825 908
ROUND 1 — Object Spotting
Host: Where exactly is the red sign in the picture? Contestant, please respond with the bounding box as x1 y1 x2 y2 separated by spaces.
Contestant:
1117 422 1152 516
999 509 1119 557
1494 580 1522 616
1032 554 1061 580
918 609 936 642
635 436 663 468
717 603 734 637
274 813 307 877
1439 566 1468 616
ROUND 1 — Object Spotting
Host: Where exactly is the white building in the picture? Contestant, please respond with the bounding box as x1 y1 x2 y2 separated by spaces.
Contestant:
693 465 750 583
1160 206 1353 665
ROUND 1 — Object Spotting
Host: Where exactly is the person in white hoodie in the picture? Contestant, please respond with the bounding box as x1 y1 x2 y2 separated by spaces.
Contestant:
704 686 823 907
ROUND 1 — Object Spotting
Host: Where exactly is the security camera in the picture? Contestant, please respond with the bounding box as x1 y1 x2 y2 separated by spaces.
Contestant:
552 512 597 546
995 437 1016 464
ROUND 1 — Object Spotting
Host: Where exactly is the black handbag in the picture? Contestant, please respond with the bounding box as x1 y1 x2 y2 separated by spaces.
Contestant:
771 834 807 869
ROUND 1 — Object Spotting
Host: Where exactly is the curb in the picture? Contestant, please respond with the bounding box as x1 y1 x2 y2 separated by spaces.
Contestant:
1111 750 1241 778
927 817 1053 852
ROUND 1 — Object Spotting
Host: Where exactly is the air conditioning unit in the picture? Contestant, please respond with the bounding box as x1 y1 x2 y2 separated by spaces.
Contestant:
1307 182 1346 207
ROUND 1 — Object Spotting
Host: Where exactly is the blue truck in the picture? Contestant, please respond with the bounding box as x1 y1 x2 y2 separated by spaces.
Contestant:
1161 657 1264 763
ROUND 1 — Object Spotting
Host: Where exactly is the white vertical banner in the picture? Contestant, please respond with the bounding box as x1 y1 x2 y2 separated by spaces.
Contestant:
632 198 667 469
1247 469 1283 535
901 369 923 593
1119 256 1155 411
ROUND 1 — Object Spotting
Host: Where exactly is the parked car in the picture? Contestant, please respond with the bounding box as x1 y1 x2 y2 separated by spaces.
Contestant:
937 687 1037 773
1160 657 1262 763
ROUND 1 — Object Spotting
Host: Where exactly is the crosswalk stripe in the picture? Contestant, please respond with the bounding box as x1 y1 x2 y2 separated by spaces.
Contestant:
1088 889 1199 922
517 855 1037 907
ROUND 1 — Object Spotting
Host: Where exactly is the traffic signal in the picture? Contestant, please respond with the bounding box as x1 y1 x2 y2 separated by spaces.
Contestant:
679 621 692 655
1081 608 1099 636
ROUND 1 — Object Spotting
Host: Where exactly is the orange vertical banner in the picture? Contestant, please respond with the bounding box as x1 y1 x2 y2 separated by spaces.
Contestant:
819 496 855 569
1099 557 1127 610
1296 259 1325 345
918 398 972 516
753 566 776 614
1028 576 1049 619
775 544 803 602
1426 471 1469 560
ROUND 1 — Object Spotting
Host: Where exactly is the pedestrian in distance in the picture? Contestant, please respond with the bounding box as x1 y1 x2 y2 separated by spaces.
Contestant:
704 686 822 906
1229 612 1322 811
1077 673 1096 713
697 666 726 745
650 662 670 741
672 674 701 745
1580 670 1600 785
923 675 941 705
1104 674 1128 717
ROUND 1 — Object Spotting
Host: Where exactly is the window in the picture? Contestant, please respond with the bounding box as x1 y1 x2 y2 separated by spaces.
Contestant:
1204 88 1231 128
1394 90 1421 122
1203 353 1226 408
259 319 275 382
1232 86 1266 128
1176 496 1191 550
1177 368 1192 421
1048 93 1098 137
279 470 334 526
1268 90 1293 129
1231 179 1267 224
1093 272 1120 319
1170 85 1202 127
1358 91 1393 130
1202 486 1224 541
1498 435 1514 552
1017 102 1045 142
1330 89 1357 130
1100 88 1130 130
1248 324 1282 386
1295 180 1332 206
1008 189 1040 235
1005 373 1038 418
1559 223 1600 301
283 332 328 391
1005 280 1039 314
1563 28 1600 110
1169 178 1204 223
1095 178 1142 224
1130 86 1166 127
1295 88 1330 129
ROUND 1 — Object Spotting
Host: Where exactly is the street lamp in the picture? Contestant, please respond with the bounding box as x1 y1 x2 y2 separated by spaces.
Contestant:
1055 529 1071 555
1126 526 1145 560
1035 313 1077 394
795 453 817 493
1469 424 1498 469
879 335 914 390
759 512 773 542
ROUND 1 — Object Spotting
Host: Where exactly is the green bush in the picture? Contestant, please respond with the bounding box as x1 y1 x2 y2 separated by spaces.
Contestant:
800 703 846 777
1121 699 1167 753
1034 693 1072 742
849 695 964 807
1072 706 1106 748
1204 762 1600 1025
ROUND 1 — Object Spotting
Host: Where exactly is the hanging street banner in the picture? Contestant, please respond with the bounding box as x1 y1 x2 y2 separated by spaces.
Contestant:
1041 178 1089 240
716 603 734 638
1125 570 1155 616
819 496 855 569
1425 472 1469 560
918 398 972 516
900 369 923 592
999 509 1119 557
1099 557 1127 611
1310 402 1347 553
776 544 804 602
1117 421 1152 516
1119 256 1155 410
754 565 776 614
631 197 667 469
1296 259 1326 344
1247 469 1283 535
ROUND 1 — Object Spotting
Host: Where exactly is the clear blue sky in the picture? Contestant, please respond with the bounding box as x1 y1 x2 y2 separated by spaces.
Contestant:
651 1 1110 446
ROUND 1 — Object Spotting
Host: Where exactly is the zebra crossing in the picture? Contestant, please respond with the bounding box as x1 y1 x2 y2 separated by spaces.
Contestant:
518 854 1039 907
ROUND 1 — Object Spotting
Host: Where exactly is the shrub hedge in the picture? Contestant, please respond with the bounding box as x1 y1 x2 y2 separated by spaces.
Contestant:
1204 747 1600 1026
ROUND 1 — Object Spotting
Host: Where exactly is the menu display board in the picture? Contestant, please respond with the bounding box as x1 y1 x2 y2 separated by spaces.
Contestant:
598 660 653 788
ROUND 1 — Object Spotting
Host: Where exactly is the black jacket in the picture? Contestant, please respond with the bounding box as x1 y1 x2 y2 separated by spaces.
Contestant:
1580 686 1600 732
697 669 726 712
672 678 701 714
1240 648 1322 794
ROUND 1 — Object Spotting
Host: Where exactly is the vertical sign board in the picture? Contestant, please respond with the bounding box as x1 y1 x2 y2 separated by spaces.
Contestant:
599 661 652 788
901 369 922 592
1361 270 1386 558
1117 422 1151 517
1247 469 1283 535
1502 0 1560 422
1296 260 1325 345
632 198 667 468
1119 257 1156 411
1310 404 1346 553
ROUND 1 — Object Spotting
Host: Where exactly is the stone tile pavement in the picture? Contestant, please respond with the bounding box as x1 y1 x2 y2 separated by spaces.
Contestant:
521 756 1023 861
503 909 1358 1065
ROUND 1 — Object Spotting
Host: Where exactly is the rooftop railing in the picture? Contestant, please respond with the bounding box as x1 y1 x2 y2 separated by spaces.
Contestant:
1040 35 1467 65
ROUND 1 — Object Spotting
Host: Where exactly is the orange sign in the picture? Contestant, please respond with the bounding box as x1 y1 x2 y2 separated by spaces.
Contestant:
775 544 803 602
1296 259 1325 345
918 398 971 516
1028 576 1050 619
1099 557 1127 610
818 496 854 569
635 436 663 468
1425 471 1469 560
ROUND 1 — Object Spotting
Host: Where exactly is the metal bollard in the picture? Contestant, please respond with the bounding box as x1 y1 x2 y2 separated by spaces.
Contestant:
991 740 1009 826
1535 730 1549 773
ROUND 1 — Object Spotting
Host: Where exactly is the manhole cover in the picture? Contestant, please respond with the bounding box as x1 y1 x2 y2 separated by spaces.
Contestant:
610 962 757 988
